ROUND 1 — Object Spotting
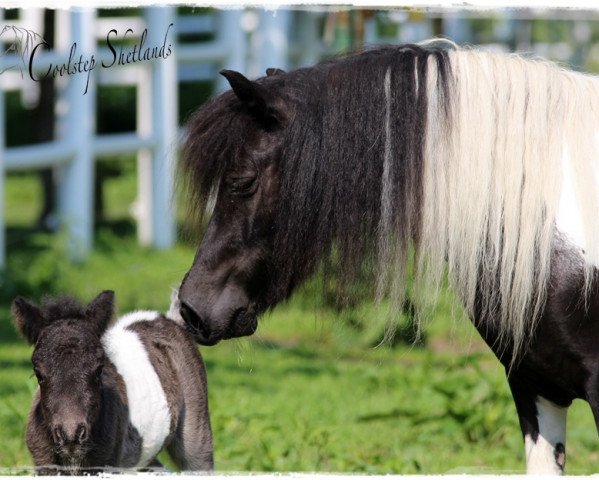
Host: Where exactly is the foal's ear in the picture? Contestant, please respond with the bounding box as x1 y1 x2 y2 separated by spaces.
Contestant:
220 69 287 127
85 290 115 333
12 297 46 345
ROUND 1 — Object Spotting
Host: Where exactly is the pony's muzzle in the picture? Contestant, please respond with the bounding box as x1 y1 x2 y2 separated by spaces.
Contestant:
179 298 257 345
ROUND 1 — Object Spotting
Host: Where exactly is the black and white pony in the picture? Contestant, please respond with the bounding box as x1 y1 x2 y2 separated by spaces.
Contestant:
177 40 599 474
13 290 213 474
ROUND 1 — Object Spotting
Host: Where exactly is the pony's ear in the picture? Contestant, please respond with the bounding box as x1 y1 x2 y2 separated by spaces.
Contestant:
266 67 285 77
85 290 115 333
12 297 46 345
220 69 287 127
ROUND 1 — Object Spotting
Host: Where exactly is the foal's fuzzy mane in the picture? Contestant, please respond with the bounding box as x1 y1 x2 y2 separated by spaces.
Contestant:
181 42 599 362
40 296 87 322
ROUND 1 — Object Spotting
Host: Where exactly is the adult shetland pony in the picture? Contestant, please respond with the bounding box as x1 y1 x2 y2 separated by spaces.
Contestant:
178 41 599 474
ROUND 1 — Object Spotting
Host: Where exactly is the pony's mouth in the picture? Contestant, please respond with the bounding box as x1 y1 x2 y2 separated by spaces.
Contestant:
180 303 258 345
224 307 258 339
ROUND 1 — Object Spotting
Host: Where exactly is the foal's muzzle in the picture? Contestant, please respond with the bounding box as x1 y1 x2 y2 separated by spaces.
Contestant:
52 422 89 457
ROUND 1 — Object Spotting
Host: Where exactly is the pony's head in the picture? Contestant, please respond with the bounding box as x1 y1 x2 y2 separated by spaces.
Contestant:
179 68 294 345
12 291 115 461
179 46 445 345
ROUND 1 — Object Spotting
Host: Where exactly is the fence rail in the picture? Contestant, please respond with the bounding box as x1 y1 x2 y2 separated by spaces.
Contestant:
1 6 597 270
0 6 249 268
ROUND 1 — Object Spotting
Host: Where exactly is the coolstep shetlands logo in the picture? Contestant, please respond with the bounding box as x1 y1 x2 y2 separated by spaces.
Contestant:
0 23 174 95
0 25 44 76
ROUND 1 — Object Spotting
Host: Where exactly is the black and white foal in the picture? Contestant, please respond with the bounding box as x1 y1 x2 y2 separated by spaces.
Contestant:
13 290 213 474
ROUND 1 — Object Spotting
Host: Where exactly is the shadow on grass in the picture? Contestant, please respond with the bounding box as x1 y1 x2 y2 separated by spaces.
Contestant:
253 339 321 360
0 316 21 344
5 227 51 252
1 229 63 304
1 217 138 297
94 219 136 245
0 359 31 369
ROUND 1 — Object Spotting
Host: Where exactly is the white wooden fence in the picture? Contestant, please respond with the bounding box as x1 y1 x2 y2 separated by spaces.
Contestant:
1 6 596 270
0 6 262 269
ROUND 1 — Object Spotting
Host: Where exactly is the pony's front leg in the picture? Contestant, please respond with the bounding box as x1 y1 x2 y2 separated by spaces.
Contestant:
509 378 568 475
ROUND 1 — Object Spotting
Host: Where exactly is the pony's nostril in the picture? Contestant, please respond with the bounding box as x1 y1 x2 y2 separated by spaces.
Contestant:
180 302 209 335
52 426 65 445
76 424 87 444
179 302 221 345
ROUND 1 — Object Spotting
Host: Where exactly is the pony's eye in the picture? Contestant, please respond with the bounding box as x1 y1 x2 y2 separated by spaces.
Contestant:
229 176 256 196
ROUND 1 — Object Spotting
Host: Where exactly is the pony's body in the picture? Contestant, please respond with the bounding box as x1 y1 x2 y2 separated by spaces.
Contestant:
473 237 599 473
178 42 599 474
15 292 213 475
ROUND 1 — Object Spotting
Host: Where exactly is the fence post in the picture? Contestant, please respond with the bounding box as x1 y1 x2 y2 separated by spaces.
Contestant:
56 8 95 261
442 11 473 44
258 8 291 75
217 9 246 91
0 7 6 271
0 35 5 270
137 6 176 249
137 61 153 246
294 11 322 68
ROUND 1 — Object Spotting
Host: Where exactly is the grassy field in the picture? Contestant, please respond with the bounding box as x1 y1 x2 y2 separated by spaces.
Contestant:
1 165 598 474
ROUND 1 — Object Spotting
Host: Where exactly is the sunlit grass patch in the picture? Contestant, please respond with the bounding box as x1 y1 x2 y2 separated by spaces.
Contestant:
1 170 598 474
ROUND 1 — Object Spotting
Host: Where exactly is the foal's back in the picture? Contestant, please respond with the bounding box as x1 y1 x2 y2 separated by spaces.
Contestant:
102 310 213 470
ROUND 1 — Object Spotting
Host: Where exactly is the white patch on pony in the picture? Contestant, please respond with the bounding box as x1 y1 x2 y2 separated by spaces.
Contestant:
102 310 171 468
556 135 599 267
524 396 567 475
558 148 588 258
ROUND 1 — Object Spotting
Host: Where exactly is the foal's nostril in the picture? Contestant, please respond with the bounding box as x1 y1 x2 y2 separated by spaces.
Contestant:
53 423 88 446
76 424 87 444
52 426 65 446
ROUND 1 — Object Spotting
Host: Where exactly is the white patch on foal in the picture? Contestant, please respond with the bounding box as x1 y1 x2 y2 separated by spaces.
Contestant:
102 310 171 468
524 396 567 475
166 288 185 326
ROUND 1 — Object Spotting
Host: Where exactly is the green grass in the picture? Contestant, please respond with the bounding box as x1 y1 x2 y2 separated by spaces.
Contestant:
1 169 598 474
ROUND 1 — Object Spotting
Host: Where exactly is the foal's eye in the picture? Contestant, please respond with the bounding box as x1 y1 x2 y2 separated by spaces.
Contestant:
33 368 44 384
94 365 104 381
228 176 257 196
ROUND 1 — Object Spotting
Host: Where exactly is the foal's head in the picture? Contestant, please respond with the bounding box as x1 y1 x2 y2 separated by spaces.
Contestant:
12 291 115 462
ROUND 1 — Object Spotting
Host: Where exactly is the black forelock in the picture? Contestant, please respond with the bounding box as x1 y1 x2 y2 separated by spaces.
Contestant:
40 296 86 323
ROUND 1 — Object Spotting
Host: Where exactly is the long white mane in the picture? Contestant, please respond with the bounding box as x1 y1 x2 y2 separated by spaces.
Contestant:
411 45 599 357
